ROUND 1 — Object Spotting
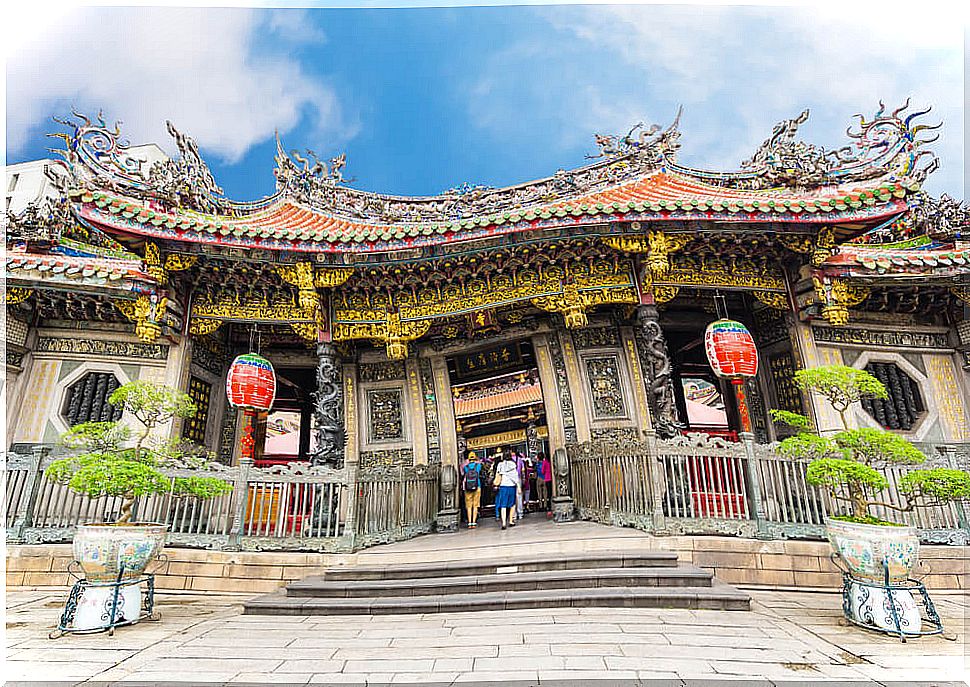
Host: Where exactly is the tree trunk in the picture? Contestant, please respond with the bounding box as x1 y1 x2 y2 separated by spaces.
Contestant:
117 495 136 524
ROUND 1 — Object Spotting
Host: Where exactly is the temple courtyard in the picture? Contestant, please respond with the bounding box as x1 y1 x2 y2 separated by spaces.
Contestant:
5 520 968 685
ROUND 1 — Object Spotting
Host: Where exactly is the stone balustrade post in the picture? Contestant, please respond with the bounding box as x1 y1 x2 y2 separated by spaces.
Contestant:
740 432 770 539
341 461 360 552
227 455 253 551
551 446 575 522
435 464 459 533
643 430 667 534
10 446 49 542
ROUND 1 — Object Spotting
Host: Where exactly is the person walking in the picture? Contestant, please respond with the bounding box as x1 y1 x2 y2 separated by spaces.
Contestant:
462 451 484 528
536 452 553 511
493 450 519 530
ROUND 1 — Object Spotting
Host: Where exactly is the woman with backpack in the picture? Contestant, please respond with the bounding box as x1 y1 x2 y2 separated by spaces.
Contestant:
462 452 484 529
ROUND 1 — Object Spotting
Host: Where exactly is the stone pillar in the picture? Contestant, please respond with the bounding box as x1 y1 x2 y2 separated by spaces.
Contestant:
634 305 683 439
310 341 345 467
436 463 459 532
551 446 575 522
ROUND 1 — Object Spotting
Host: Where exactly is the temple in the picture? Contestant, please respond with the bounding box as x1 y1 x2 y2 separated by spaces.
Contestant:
5 101 970 532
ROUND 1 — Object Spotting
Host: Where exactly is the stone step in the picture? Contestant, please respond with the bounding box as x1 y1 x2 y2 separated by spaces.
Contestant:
286 565 715 598
322 550 680 581
244 582 750 615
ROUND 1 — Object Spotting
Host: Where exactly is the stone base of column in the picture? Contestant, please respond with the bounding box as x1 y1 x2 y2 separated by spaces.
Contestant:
552 496 575 523
435 508 459 533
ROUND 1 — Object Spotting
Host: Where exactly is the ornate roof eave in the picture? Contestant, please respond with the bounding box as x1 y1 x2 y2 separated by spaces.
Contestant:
4 249 160 298
68 176 915 257
47 100 939 232
818 244 970 283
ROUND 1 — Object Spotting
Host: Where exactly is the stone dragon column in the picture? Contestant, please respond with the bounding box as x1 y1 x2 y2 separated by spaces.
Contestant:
310 341 345 467
634 304 683 439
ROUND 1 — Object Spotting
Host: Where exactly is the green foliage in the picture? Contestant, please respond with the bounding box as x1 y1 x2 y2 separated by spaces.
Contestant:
778 433 838 461
772 363 969 522
899 468 970 502
833 428 925 468
47 380 230 524
794 365 887 416
806 457 889 492
46 452 170 499
60 422 130 453
769 409 812 431
109 380 197 430
172 476 234 499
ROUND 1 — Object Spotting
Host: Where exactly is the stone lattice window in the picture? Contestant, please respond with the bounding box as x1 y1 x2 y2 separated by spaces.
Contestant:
860 362 925 431
62 372 123 427
182 377 211 444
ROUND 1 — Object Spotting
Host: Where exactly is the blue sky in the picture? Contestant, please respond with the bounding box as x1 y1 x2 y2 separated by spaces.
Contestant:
5 2 966 201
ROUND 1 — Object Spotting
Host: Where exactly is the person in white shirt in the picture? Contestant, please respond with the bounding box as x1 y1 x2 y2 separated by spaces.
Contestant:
493 450 520 530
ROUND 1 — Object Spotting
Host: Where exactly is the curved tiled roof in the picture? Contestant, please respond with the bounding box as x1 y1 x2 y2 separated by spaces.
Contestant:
4 249 156 292
823 243 970 279
70 171 914 254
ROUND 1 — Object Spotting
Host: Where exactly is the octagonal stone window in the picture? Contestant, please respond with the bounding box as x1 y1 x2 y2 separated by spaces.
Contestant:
62 371 123 427
860 362 925 432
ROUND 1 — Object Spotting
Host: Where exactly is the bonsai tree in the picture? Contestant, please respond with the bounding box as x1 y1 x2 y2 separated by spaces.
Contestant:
772 365 970 525
46 380 232 524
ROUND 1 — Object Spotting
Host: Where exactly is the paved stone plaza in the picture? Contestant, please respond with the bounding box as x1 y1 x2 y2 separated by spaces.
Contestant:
5 587 968 684
5 520 969 685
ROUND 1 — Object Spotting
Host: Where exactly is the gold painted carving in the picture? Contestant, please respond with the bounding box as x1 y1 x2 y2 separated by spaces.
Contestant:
332 312 431 360
163 253 198 272
655 255 786 292
603 235 651 254
274 261 320 313
290 322 319 342
646 231 690 277
812 226 837 266
951 287 970 305
192 295 315 323
603 232 689 277
333 258 635 325
115 295 167 343
189 318 223 336
653 286 679 304
531 285 638 329
143 241 166 281
314 267 354 288
754 291 789 310
779 235 813 254
4 287 32 305
813 276 869 326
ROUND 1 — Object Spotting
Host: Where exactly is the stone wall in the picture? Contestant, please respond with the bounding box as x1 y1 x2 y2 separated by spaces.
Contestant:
8 537 966 595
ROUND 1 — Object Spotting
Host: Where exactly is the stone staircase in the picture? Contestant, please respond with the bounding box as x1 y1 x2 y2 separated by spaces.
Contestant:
243 550 751 615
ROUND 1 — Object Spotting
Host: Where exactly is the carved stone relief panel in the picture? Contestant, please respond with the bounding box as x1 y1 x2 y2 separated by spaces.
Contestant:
582 354 628 420
366 387 406 443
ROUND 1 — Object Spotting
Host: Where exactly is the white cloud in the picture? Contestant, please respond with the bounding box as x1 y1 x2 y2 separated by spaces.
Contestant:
469 3 964 196
6 6 352 165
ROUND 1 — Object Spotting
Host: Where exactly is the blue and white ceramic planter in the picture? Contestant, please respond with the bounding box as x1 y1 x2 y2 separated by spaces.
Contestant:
73 523 168 583
824 517 919 583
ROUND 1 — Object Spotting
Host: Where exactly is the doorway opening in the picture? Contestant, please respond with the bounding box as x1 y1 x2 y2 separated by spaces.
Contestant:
447 339 551 525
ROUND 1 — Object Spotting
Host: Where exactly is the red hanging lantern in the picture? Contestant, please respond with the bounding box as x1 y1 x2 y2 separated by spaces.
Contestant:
704 318 759 435
704 319 758 380
226 353 277 412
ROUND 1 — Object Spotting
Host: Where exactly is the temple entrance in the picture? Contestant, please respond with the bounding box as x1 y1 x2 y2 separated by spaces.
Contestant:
448 339 550 525
252 366 316 467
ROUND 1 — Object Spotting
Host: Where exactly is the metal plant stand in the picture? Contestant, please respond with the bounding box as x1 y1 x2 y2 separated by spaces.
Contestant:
50 562 160 638
834 554 946 643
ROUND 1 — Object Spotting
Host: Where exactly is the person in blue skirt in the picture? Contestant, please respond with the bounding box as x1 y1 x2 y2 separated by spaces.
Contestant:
493 449 520 530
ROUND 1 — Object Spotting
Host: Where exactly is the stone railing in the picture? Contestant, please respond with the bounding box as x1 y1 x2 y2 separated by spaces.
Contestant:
568 434 970 545
3 450 440 553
